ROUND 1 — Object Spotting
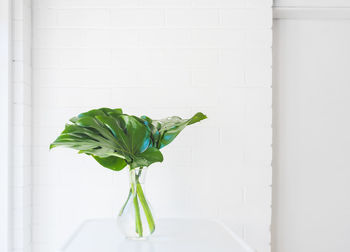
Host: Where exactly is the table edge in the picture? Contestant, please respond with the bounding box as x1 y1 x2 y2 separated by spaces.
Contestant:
59 218 256 252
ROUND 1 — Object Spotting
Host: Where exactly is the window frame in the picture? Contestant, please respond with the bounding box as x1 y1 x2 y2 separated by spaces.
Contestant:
0 0 11 251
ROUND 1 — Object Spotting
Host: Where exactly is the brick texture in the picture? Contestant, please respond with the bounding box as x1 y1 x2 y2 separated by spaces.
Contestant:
31 1 272 252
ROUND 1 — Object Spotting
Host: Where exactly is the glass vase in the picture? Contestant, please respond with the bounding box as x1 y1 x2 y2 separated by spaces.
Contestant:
117 167 155 239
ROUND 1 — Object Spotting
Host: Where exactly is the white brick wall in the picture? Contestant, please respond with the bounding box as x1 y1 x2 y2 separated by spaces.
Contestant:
32 1 272 252
12 0 32 252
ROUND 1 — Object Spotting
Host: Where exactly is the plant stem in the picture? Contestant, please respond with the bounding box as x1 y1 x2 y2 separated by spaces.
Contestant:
136 182 155 234
121 167 155 238
131 181 143 237
118 189 131 216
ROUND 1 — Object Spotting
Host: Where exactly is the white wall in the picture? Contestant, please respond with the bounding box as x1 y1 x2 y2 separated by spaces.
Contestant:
31 1 272 252
275 0 350 7
273 5 350 252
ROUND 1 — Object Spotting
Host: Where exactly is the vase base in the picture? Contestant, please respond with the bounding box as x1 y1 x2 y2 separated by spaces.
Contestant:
125 236 149 241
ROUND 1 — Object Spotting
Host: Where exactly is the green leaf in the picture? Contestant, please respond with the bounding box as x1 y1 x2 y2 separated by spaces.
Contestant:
130 147 164 169
120 115 151 154
93 156 127 171
187 112 207 125
141 112 207 149
70 108 122 123
50 108 162 170
49 134 101 150
140 115 160 148
50 108 205 171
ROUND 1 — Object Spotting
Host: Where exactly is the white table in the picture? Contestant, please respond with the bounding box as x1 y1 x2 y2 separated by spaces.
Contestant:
60 219 254 252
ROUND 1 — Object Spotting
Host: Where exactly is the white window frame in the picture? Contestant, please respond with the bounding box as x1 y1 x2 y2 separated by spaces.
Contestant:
0 0 11 251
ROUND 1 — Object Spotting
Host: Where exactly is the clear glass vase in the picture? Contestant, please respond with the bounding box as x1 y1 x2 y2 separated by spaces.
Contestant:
117 167 155 239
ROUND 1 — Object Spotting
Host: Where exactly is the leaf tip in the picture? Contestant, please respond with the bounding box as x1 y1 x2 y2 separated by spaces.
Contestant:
69 117 78 123
188 112 207 125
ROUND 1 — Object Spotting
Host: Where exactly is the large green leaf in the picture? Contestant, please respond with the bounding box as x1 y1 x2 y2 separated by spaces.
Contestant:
50 108 206 171
140 112 207 149
50 108 162 170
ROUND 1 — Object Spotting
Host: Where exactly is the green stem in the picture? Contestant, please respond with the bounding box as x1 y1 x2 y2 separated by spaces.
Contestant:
118 189 131 216
131 181 143 237
123 167 155 238
136 182 155 234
